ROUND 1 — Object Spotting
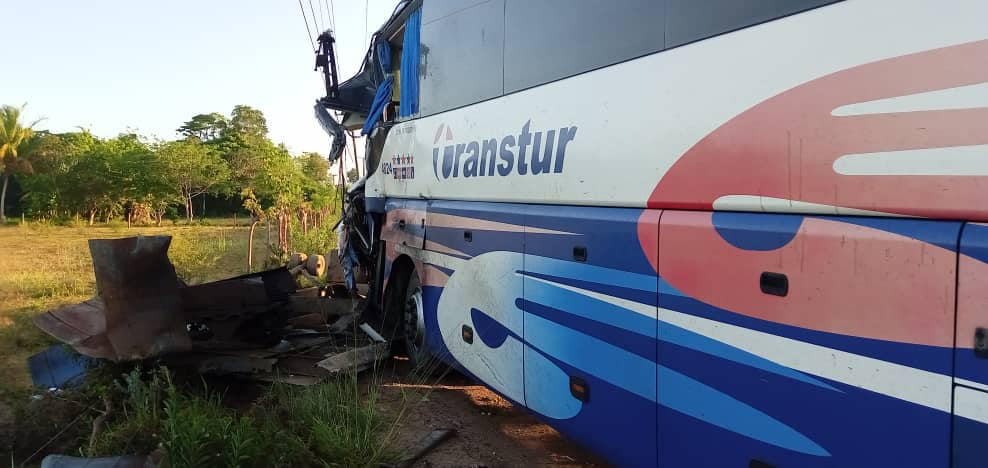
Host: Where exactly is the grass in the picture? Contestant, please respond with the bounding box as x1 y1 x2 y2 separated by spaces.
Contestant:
83 366 399 468
0 219 405 467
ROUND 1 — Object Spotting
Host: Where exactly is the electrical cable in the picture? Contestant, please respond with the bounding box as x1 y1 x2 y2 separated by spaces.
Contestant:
308 0 322 33
298 0 316 51
318 0 326 32
328 0 337 31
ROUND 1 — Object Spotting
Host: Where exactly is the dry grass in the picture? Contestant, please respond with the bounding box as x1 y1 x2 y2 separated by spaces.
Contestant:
0 221 270 397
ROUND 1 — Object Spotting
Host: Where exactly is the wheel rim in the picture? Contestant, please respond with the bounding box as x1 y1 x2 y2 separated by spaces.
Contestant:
403 287 426 355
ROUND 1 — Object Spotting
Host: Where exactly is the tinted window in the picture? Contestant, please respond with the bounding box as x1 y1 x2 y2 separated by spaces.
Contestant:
421 0 490 24
503 0 667 94
666 0 841 48
418 0 505 116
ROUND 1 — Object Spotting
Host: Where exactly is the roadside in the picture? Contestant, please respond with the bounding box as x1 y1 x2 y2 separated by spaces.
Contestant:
1 222 609 467
378 360 609 468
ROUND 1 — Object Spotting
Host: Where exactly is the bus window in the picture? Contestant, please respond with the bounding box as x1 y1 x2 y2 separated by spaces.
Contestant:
418 0 504 116
666 0 841 48
504 0 666 94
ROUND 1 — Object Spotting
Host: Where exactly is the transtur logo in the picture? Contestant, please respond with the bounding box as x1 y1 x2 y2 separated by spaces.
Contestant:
432 120 578 180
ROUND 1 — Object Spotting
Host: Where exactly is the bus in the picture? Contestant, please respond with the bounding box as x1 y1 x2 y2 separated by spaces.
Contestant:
312 1 988 466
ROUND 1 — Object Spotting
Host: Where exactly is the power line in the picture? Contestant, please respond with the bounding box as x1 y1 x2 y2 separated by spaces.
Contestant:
318 0 333 29
297 0 316 50
318 0 325 31
308 0 321 33
328 0 337 30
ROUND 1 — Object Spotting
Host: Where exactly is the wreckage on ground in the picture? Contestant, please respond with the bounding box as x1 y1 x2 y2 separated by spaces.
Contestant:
31 235 388 388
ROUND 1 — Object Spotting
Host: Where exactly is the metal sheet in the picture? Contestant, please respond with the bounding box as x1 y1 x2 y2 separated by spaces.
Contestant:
315 343 389 374
89 236 190 360
32 299 116 360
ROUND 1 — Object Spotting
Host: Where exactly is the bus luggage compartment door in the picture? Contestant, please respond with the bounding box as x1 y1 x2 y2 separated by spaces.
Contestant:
521 205 659 467
954 223 988 468
657 211 959 467
424 201 528 407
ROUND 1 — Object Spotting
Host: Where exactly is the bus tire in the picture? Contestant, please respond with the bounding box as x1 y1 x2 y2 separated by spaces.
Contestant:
400 271 432 369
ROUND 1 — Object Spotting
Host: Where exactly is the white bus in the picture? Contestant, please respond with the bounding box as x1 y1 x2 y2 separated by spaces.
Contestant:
314 1 988 466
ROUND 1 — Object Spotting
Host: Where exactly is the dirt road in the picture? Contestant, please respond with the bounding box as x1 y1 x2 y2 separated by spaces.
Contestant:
377 360 609 468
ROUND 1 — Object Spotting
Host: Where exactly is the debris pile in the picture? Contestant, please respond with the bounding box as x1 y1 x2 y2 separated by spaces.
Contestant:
30 235 386 388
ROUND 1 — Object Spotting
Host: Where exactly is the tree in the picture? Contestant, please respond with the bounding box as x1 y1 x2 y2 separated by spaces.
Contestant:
159 138 230 222
227 105 268 139
346 167 359 183
116 136 175 226
300 152 329 183
177 113 228 141
53 133 153 225
63 138 122 225
0 104 41 222
18 131 94 219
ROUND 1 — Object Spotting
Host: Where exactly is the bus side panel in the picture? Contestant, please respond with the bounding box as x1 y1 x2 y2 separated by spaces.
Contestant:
381 198 427 250
521 206 659 467
953 223 988 467
956 223 988 389
953 386 988 468
658 211 958 467
420 200 528 406
382 198 429 296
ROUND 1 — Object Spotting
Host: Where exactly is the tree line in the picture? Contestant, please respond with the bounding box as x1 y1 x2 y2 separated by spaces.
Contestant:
0 104 342 239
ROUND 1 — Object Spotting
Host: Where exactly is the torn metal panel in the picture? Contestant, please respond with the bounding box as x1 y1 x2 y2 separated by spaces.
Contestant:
89 236 190 360
287 313 327 329
275 355 332 378
30 234 387 385
32 299 116 360
278 334 335 354
289 295 355 319
180 278 269 319
182 268 297 348
316 342 389 374
223 267 298 301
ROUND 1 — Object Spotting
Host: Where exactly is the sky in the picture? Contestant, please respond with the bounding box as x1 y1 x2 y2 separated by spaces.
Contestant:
4 0 397 159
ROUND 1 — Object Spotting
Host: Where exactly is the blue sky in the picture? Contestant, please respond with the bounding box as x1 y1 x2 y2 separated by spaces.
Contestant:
5 0 396 155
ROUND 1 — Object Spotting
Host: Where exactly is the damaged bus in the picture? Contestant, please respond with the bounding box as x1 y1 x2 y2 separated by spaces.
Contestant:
312 1 988 466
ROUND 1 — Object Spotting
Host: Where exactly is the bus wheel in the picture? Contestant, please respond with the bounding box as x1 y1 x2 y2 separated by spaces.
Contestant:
401 272 430 368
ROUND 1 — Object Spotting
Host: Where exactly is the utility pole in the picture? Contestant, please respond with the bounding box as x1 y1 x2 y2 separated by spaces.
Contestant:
350 131 360 179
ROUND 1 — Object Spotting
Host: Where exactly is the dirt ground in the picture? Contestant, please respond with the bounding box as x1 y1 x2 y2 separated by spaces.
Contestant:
377 360 610 468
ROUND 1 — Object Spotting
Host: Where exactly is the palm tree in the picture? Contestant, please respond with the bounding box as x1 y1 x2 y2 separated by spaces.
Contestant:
0 104 41 223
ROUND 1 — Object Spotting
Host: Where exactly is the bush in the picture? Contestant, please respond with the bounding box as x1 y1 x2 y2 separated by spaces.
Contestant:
76 367 395 468
257 377 397 467
289 222 338 258
169 233 230 284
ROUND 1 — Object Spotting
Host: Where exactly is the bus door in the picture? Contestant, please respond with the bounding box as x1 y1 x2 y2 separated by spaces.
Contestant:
658 211 959 467
954 223 988 468
522 205 659 467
